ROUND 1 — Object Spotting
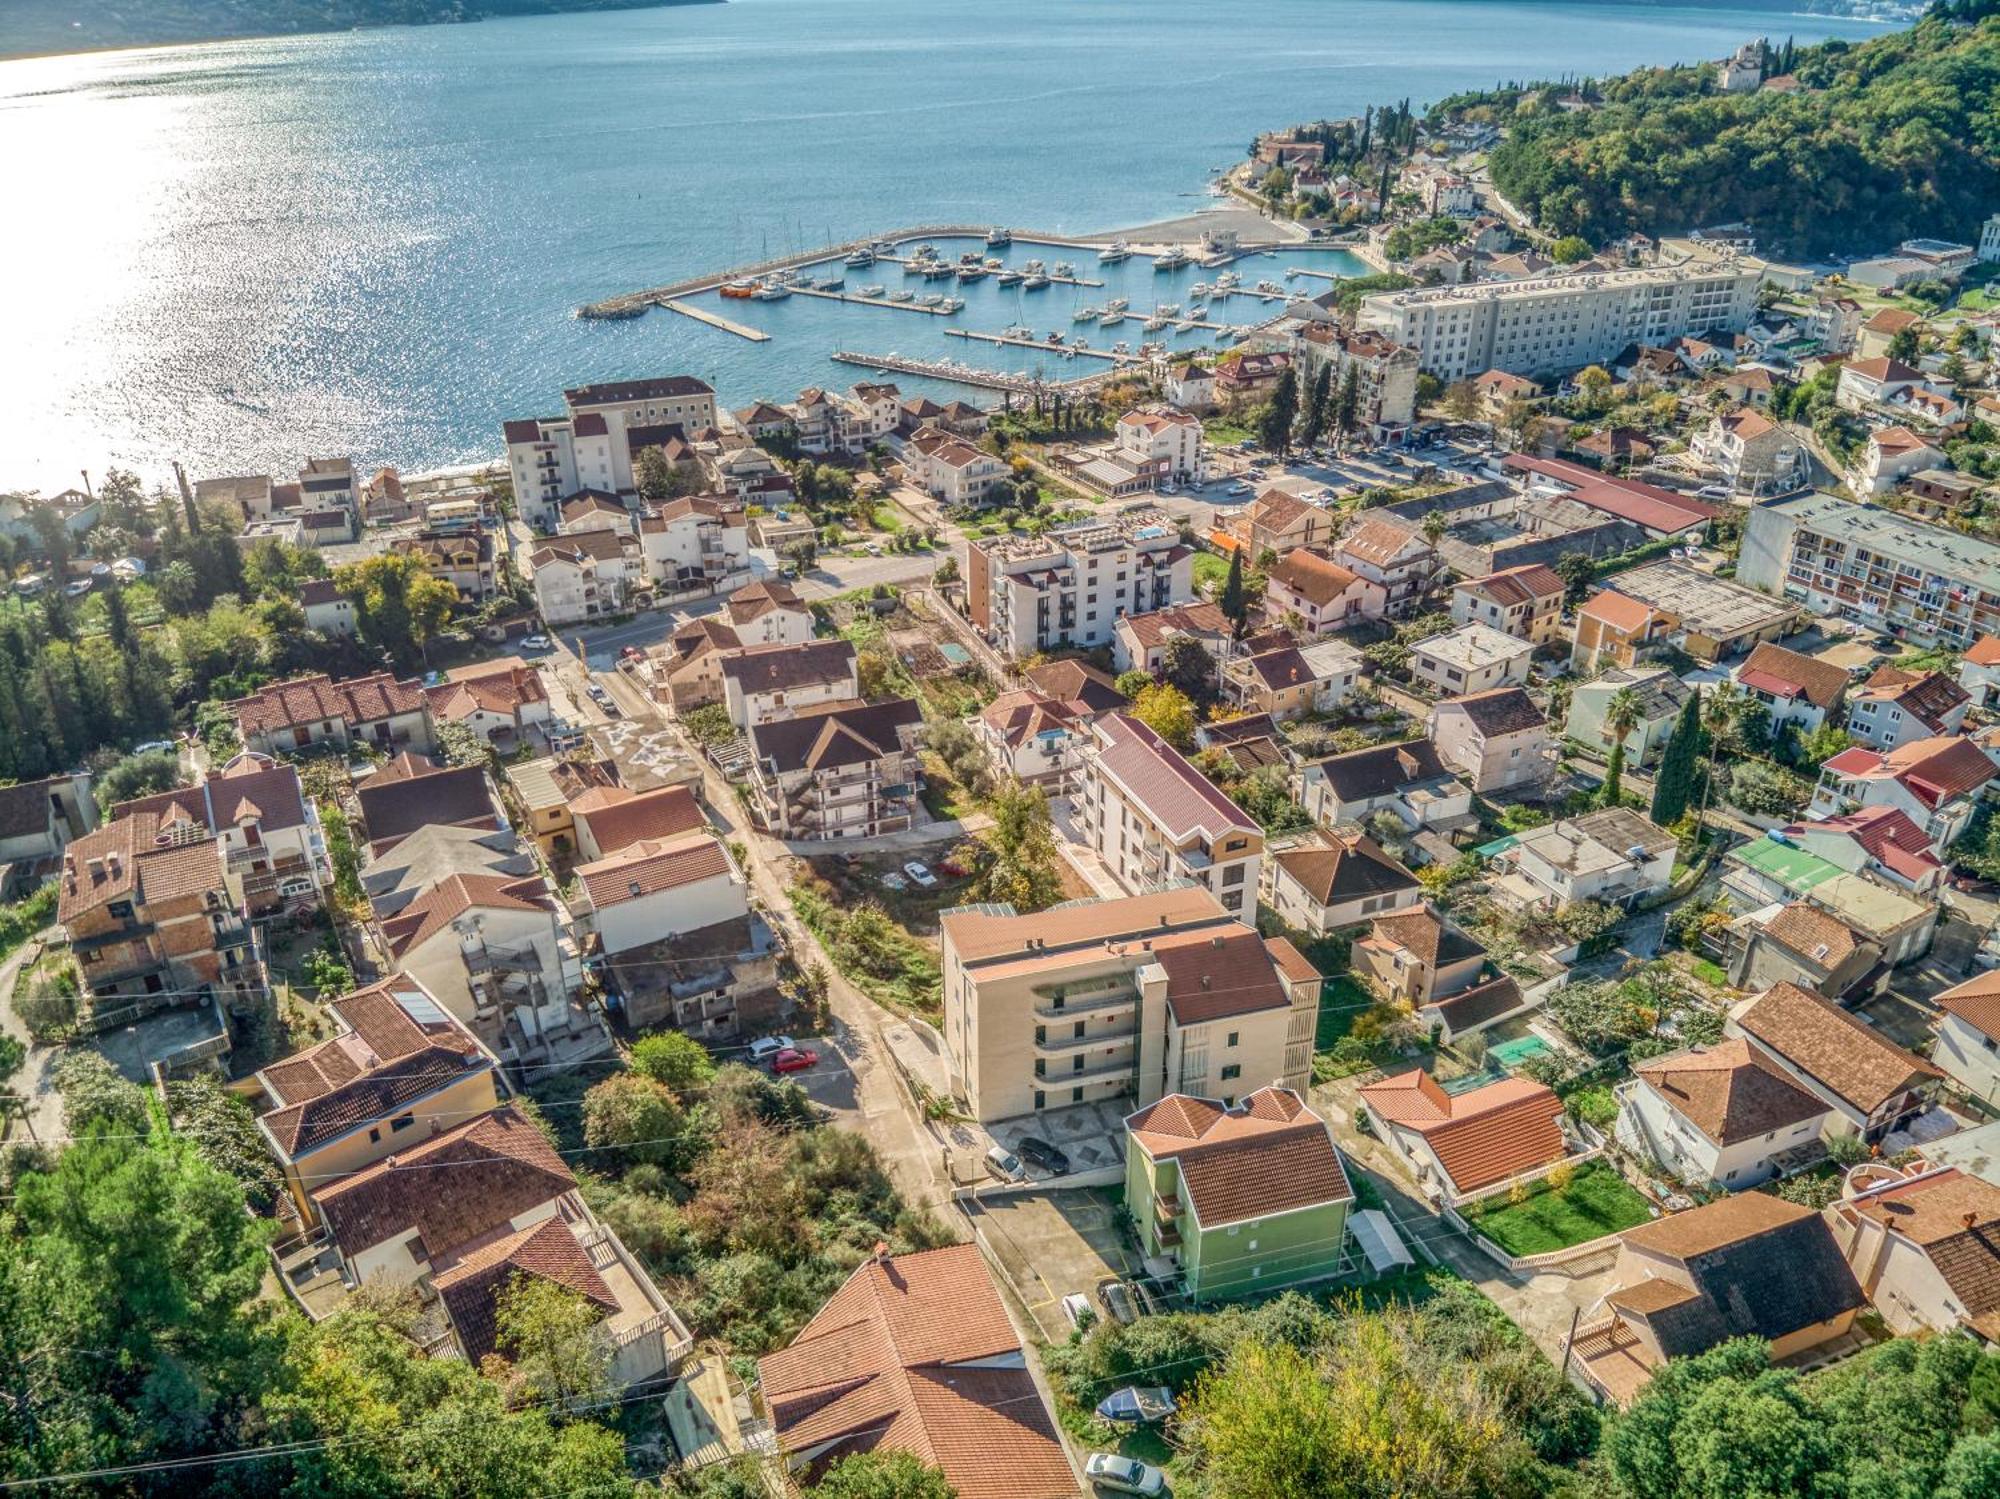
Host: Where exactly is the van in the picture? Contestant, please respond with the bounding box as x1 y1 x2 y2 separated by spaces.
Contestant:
984 1144 1024 1182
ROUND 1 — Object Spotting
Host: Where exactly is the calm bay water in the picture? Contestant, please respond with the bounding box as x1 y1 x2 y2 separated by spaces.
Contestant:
0 0 1880 489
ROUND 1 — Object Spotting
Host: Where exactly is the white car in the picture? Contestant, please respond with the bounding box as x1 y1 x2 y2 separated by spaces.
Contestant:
1060 1293 1095 1331
746 1035 797 1064
1084 1454 1165 1495
903 860 938 889
521 634 553 652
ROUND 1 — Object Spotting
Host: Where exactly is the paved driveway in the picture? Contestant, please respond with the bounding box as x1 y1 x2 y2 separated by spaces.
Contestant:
964 1188 1137 1340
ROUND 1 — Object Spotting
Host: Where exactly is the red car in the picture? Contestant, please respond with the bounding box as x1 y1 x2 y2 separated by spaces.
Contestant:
770 1047 819 1074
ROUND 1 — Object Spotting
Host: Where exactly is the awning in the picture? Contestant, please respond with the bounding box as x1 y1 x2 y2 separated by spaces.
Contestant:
1350 1209 1415 1273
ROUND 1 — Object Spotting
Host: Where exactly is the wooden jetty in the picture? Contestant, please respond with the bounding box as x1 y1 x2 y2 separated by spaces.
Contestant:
662 300 770 341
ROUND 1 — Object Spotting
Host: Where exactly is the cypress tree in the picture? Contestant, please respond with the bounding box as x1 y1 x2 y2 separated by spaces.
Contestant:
1650 688 1702 828
1219 549 1247 637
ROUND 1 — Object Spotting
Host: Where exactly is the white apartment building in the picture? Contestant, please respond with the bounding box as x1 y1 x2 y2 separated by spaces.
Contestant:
1739 491 2000 649
529 531 632 627
299 457 357 517
637 495 749 591
503 376 718 523
1076 713 1262 918
966 508 1194 660
1112 405 1205 485
938 887 1318 1123
1981 212 2000 264
1356 261 1762 381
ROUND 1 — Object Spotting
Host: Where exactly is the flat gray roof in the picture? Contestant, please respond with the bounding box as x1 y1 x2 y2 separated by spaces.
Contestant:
1764 492 2000 594
1607 559 1798 640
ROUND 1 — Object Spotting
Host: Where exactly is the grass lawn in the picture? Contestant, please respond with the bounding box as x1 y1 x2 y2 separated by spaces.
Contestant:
1192 552 1230 592
1315 974 1374 1051
1459 1160 1655 1258
1203 417 1254 446
869 503 903 533
1691 958 1729 987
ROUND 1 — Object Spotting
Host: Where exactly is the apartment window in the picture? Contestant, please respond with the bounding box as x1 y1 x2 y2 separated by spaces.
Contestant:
1034 1091 1046 1110
1222 865 1245 887
1220 1064 1242 1082
1073 1020 1086 1038
1073 1087 1084 1103
1226 1031 1239 1048
391 1114 415 1133
1222 890 1244 912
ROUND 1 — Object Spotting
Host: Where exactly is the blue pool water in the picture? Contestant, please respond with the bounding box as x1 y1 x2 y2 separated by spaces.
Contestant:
0 0 1883 487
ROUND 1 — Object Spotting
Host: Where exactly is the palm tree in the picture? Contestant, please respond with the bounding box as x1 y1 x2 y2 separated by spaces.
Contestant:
1600 686 1643 808
1420 510 1448 547
1695 683 1742 830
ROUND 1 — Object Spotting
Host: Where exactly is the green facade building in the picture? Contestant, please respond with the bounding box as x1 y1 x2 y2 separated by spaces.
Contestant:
1124 1086 1355 1302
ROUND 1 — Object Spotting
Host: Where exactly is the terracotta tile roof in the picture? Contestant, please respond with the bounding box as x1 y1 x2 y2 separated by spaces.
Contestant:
1966 634 2000 667
1936 970 2000 1043
757 1244 1074 1499
1090 713 1259 844
1502 455 1716 534
1358 1071 1566 1193
1798 806 1942 884
1438 686 1546 739
1845 356 1924 383
357 762 501 851
748 698 922 775
1264 935 1319 986
717 638 856 694
311 1105 575 1260
229 672 425 740
1462 563 1564 610
940 886 1228 964
1863 308 1921 334
433 1215 619 1363
1021 658 1127 716
1267 548 1367 607
1273 834 1419 910
577 833 733 909
1127 1087 1351 1227
1365 905 1483 969
1881 736 1996 806
1338 516 1426 569
1855 667 1968 732
1117 602 1230 651
381 872 552 958
1762 903 1864 972
1635 1038 1831 1146
1852 1168 2000 1336
573 784 705 856
980 690 1081 749
1150 925 1299 1024
1246 489 1317 535
1871 425 1936 454
111 754 310 836
1580 588 1662 635
56 814 228 926
1736 642 1851 710
1735 981 1942 1115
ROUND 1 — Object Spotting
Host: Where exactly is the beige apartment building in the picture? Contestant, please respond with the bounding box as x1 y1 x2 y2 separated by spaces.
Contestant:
965 508 1195 660
940 887 1319 1123
1077 713 1263 916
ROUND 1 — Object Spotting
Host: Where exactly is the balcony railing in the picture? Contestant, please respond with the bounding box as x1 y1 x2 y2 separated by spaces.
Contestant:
1032 984 1139 1019
1034 1029 1135 1059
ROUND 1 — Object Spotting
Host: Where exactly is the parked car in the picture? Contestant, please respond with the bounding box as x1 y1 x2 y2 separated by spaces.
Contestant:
521 634 552 652
903 860 938 889
983 1144 1024 1182
1060 1293 1095 1331
1015 1136 1070 1175
770 1047 819 1074
1084 1454 1165 1496
131 740 176 757
746 1035 797 1064
619 644 644 661
1095 1277 1139 1326
1872 634 1899 651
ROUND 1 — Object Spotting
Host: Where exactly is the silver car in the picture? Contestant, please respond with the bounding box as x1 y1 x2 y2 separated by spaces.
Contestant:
1084 1453 1166 1495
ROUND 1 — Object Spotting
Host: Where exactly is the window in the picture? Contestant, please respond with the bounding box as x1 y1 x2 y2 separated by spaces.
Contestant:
1220 1064 1242 1082
1222 865 1245 887
391 1114 415 1133
1226 1031 1239 1048
1035 1090 1046 1110
1072 1087 1084 1103
1073 1020 1086 1038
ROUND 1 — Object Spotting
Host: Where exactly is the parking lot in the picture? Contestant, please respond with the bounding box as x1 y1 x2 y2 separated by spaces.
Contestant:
963 1187 1139 1341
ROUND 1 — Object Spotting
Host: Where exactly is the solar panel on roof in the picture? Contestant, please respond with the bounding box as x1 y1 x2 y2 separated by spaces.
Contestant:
394 988 451 1027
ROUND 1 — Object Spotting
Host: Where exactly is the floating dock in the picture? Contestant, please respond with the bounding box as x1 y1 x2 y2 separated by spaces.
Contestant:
831 349 1130 397
786 286 954 315
875 255 1106 289
945 328 1140 364
662 299 770 341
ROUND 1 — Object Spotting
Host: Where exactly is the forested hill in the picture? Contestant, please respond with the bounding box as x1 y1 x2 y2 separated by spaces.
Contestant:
1 0 718 59
1433 6 2000 259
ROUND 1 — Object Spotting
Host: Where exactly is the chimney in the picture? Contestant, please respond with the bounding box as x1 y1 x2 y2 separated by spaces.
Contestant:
1200 975 1212 990
1211 934 1225 949
106 851 122 879
1966 1212 1980 1230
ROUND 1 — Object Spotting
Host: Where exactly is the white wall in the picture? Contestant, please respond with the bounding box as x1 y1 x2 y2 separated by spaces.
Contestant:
1933 1012 2000 1104
593 869 748 957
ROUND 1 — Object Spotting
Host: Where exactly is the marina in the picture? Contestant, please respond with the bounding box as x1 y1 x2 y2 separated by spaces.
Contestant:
945 327 1141 364
661 300 771 342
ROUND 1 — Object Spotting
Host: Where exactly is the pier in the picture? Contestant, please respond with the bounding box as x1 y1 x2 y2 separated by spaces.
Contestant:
829 350 1124 397
785 286 954 315
662 299 770 341
945 328 1140 365
876 255 1106 289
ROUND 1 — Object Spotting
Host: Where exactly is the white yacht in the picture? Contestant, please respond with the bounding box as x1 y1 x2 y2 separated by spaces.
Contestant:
1153 247 1191 270
1100 310 1125 327
1098 241 1133 264
1052 261 1075 278
888 287 915 302
939 295 965 312
1073 305 1100 322
1143 313 1167 332
844 248 875 268
857 284 886 298
916 292 943 307
987 226 1012 247
1023 272 1050 289
750 279 792 300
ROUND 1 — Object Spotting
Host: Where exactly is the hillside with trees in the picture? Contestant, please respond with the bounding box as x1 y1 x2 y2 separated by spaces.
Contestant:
1435 6 2000 256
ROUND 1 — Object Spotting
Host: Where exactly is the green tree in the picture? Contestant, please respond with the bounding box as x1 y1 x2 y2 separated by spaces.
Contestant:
1443 380 1480 423
1114 668 1154 700
1599 685 1643 807
810 1450 958 1499
1334 365 1362 449
1131 682 1198 751
976 779 1066 914
1219 548 1249 636
631 1031 718 1098
1161 632 1217 701
1550 234 1594 263
1298 364 1332 450
335 551 458 666
1553 552 1596 604
1650 688 1702 827
582 1072 694 1174
1259 368 1300 456
489 1274 617 1414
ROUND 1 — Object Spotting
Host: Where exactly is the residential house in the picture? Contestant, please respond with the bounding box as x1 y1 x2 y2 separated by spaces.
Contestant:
1837 357 1931 415
1410 623 1534 697
1112 404 1205 486
1261 831 1421 936
530 529 633 627
299 578 356 638
637 495 749 591
1729 981 1943 1141
746 698 925 841
1565 666 1689 765
649 618 742 714
1810 735 1995 855
1809 296 1867 356
1111 602 1232 676
394 529 497 603
1164 362 1217 413
1830 1163 2000 1345
757 1245 1075 1499
1472 369 1540 419
904 426 1009 506
967 509 1194 660
298 456 357 524
1722 835 1939 970
1733 641 1851 735
423 659 551 749
55 814 262 1022
1357 1070 1568 1200
1298 738 1474 834
557 491 631 537
1717 365 1780 408
1726 901 1885 1005
1615 1037 1836 1190
1428 687 1550 794
1856 307 1923 361
0 772 95 894
1770 807 1945 896
1261 549 1388 636
718 639 859 731
1574 426 1657 472
1124 1088 1355 1301
1334 516 1435 619
1689 409 1806 495
1903 468 1987 518
570 783 706 863
1022 658 1129 720
1858 426 1949 495
355 754 505 856
505 755 620 860
1352 905 1526 1042
362 825 540 930
300 1104 692 1386
938 887 1318 1121
1450 563 1565 645
976 691 1085 791
1930 971 2000 1106
254 974 501 1218
1488 805 1676 912
229 672 431 756
110 753 326 914
1223 639 1364 721
1194 713 1288 776
1572 561 1798 672
1568 1194 1865 1405
723 578 816 646
1214 352 1291 406
1231 489 1336 559
1077 713 1263 917
1845 667 1970 751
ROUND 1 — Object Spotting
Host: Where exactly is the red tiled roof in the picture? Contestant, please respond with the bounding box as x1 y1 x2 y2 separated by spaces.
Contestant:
1736 981 1942 1115
1502 455 1716 535
1854 667 1968 733
380 872 551 957
1091 713 1258 844
1580 589 1661 635
574 784 704 856
1735 642 1851 710
1358 1071 1566 1193
1126 1087 1351 1226
229 672 424 739
433 1216 618 1363
576 833 733 909
1936 971 2000 1044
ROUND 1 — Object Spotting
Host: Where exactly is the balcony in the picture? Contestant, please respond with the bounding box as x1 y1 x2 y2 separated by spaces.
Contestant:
1032 982 1139 1019
1034 1028 1135 1059
1153 1192 1182 1224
